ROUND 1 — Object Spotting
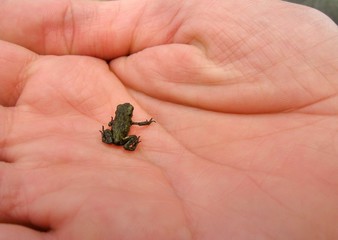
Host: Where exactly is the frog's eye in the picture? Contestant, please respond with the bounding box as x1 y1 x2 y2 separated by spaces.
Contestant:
128 106 134 113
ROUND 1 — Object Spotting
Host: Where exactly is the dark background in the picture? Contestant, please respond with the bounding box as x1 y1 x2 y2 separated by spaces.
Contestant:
284 0 338 24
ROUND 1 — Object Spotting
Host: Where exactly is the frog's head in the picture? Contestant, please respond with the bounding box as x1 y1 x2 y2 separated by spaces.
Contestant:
117 103 134 117
125 103 134 117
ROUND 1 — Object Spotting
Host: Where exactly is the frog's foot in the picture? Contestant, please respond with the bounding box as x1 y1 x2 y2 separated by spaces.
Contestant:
100 126 113 144
123 135 141 151
108 116 114 127
132 118 156 126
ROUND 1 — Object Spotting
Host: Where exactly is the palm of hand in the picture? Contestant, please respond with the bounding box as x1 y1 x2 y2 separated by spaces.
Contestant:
0 0 337 239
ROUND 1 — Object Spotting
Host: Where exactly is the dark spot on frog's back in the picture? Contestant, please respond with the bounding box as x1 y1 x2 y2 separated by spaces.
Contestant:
100 103 155 151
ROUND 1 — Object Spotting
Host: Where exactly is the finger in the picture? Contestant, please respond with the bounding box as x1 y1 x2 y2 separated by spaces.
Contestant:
0 0 182 58
110 14 338 114
0 40 38 106
0 224 46 240
111 43 292 113
0 106 11 162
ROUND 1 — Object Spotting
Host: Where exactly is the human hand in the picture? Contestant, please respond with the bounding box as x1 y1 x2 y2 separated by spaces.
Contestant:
0 0 337 239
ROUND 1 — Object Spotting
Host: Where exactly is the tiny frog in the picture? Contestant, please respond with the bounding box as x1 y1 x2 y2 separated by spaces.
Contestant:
100 103 155 151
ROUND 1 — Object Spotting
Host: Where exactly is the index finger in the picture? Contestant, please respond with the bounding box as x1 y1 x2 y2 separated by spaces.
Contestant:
0 0 183 59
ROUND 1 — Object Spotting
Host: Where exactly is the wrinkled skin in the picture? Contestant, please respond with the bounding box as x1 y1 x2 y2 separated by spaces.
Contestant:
0 0 337 239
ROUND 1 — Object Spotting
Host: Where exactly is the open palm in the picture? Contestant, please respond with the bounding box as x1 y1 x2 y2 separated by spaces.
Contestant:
0 0 337 239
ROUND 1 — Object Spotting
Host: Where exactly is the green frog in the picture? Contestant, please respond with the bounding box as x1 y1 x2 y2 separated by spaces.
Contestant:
100 103 155 151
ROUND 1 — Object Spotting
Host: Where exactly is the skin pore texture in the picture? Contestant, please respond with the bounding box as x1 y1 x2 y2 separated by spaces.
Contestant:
0 0 337 239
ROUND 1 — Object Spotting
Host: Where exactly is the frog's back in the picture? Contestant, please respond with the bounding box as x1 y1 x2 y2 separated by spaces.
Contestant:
112 103 134 144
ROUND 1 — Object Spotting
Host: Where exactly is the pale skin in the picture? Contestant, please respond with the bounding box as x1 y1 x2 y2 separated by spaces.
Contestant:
0 0 337 239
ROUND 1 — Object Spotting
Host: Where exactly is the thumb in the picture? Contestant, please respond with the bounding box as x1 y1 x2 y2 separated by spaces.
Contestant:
110 43 244 112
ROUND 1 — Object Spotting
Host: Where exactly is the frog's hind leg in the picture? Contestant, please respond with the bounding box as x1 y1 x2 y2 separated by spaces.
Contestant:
123 135 141 151
100 126 114 144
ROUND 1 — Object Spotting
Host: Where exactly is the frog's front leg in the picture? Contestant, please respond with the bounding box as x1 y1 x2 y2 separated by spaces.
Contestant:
100 126 113 144
122 135 141 151
132 118 156 126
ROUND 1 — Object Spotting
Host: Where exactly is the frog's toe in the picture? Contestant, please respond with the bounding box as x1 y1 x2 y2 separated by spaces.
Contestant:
100 126 113 144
